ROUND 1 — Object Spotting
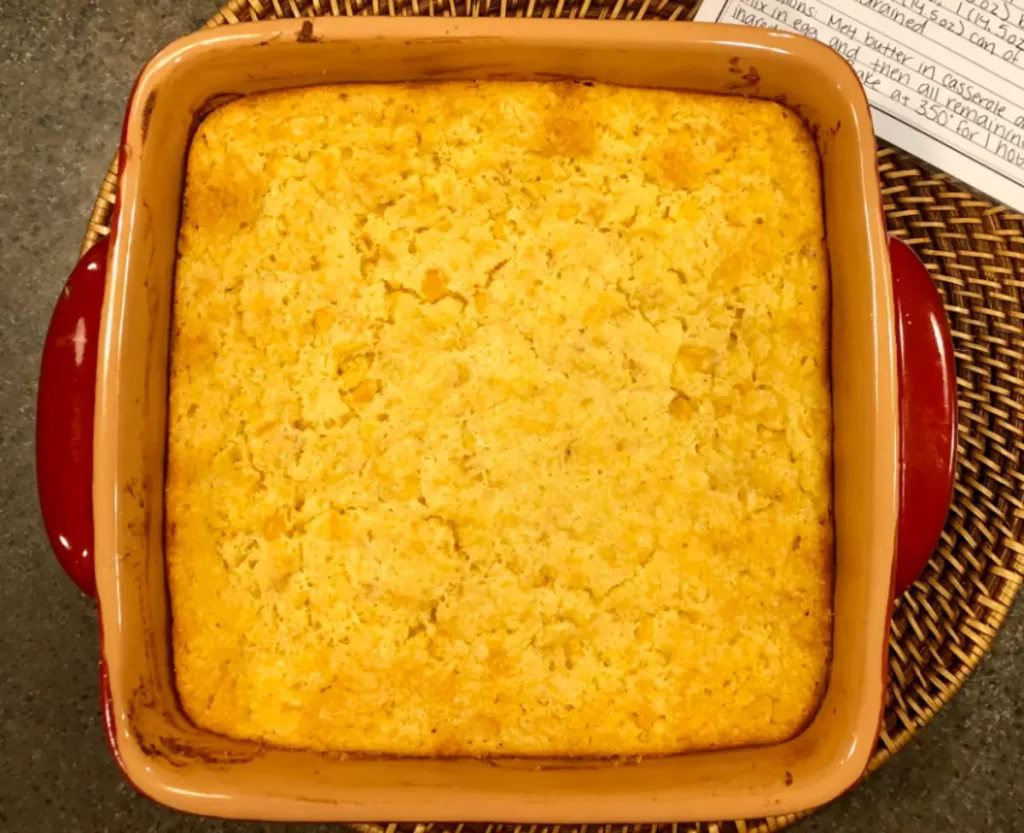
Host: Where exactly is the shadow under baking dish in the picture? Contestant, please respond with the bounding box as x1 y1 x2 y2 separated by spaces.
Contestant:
92 17 896 823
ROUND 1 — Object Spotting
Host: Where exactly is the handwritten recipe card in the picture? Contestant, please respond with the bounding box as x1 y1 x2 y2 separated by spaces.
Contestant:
695 0 1024 210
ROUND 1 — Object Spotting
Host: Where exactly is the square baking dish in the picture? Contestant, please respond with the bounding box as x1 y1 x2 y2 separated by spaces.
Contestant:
35 17 959 823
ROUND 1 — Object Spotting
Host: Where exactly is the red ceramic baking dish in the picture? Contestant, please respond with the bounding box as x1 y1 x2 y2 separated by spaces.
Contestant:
36 18 957 823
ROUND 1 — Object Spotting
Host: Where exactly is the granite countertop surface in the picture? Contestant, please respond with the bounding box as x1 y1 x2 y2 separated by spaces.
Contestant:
2 1 1022 830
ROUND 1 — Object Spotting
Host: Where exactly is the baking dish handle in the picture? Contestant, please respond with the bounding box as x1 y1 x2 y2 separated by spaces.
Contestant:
889 236 957 597
36 237 109 598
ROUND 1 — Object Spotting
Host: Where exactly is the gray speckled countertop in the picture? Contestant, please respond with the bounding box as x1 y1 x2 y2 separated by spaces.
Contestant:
1 1 1022 830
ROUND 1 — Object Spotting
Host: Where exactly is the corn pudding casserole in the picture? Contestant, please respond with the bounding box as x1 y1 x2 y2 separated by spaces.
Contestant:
166 81 832 756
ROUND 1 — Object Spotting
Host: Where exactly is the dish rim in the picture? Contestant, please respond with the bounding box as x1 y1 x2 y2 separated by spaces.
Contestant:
91 17 898 822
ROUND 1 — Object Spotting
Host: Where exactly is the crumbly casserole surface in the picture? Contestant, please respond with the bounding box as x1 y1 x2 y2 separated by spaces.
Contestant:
167 81 833 756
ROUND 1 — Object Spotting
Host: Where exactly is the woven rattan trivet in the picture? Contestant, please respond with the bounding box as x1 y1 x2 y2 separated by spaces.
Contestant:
80 1 1024 830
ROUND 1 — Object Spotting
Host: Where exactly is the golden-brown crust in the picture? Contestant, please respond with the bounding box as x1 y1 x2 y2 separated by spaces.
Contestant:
167 81 832 757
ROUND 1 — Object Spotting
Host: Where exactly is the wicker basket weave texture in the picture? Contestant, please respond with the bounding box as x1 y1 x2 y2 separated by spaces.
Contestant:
79 2 1024 831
